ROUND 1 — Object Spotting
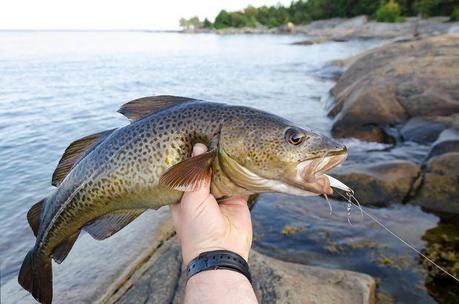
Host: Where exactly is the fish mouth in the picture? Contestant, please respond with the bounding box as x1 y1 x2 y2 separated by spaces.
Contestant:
289 150 348 195
218 146 349 198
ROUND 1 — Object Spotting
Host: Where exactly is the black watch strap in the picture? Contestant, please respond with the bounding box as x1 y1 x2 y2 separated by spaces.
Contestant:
186 250 252 283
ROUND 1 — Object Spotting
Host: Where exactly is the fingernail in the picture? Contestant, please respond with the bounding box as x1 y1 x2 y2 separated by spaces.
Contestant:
192 143 208 156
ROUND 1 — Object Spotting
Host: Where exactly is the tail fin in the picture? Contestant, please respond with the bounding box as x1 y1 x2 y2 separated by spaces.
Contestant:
18 249 53 304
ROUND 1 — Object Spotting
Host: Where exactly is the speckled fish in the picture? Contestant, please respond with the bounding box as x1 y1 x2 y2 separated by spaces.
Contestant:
19 95 348 303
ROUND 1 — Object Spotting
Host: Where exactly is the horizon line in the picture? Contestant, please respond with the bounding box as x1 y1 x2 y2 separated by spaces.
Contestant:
0 29 182 32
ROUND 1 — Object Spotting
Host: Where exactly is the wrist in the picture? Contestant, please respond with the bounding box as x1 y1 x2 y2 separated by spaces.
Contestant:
181 242 251 266
185 250 252 284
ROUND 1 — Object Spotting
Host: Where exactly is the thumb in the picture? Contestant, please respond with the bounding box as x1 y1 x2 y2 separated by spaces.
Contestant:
180 143 213 209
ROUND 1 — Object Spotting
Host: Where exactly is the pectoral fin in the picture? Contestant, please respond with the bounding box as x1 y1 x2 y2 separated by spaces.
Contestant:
83 209 145 240
160 151 215 192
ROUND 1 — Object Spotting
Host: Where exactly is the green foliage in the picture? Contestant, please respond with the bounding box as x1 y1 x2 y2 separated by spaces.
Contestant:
214 10 231 29
376 0 404 22
451 6 459 21
203 18 212 28
413 0 441 17
179 0 453 30
179 16 204 29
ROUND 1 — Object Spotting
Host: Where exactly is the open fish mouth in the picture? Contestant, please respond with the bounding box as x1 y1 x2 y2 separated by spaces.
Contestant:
290 151 348 195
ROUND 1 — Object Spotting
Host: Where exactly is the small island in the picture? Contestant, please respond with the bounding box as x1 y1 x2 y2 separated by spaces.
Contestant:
179 0 459 35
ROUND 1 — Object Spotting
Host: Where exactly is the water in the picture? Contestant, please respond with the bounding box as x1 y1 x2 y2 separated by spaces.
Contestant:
0 31 451 302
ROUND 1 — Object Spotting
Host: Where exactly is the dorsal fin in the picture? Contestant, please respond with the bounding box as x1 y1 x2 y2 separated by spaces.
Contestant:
27 199 45 237
118 95 197 122
83 209 145 240
52 129 115 187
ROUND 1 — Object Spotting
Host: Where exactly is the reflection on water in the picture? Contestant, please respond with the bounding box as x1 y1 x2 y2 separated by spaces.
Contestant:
252 194 458 304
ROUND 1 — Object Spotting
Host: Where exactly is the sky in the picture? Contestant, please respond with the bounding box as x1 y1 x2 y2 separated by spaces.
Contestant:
0 0 292 30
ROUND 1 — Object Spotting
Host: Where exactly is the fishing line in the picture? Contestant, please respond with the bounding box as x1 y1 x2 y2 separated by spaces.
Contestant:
332 188 459 283
323 194 333 215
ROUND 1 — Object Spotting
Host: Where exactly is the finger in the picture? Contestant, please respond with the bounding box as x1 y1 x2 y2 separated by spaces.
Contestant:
218 195 249 207
191 143 207 157
180 143 214 213
169 203 179 222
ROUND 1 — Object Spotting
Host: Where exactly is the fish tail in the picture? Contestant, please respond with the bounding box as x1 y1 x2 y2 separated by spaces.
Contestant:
18 249 53 304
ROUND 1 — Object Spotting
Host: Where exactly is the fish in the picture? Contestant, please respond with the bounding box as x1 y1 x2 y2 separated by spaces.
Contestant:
18 95 348 304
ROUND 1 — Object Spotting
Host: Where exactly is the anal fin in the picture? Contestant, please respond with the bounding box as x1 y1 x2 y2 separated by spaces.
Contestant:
83 209 145 241
27 199 45 237
51 231 80 264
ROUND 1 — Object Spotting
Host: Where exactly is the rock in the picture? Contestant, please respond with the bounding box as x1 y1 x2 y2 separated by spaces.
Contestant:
249 250 375 304
426 128 459 160
1 209 176 304
426 152 459 176
400 117 448 144
410 152 459 215
109 237 376 304
331 160 420 206
329 34 459 143
291 39 314 45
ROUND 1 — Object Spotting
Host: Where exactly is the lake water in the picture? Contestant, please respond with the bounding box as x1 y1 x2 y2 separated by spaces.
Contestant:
0 31 453 303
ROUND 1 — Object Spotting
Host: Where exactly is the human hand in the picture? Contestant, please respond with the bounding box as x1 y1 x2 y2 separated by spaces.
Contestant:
170 143 253 266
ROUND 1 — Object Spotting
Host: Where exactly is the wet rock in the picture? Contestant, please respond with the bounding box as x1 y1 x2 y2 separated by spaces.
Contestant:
331 160 420 206
110 236 376 304
410 152 459 215
426 128 459 160
400 117 448 144
329 34 459 143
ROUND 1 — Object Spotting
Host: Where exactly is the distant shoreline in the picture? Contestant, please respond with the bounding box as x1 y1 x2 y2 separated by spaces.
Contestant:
181 16 459 43
0 29 182 33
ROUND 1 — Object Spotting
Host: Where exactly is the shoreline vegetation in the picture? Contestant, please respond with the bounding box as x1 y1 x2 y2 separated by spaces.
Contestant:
179 0 459 35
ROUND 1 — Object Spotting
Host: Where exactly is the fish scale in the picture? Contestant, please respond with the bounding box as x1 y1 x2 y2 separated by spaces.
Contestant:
18 96 348 304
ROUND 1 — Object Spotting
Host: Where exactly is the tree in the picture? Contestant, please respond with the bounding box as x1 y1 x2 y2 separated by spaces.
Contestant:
203 18 212 28
214 10 232 29
179 17 188 28
376 0 403 22
413 0 441 17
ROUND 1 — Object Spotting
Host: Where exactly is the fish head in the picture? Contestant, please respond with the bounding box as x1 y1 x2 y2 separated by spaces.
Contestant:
218 113 347 196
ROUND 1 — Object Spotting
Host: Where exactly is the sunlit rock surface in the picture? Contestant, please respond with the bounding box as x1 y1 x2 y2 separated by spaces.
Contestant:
109 237 376 304
328 34 459 143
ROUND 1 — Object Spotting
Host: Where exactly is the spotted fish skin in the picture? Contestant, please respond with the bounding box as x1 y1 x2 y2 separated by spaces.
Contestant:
19 96 347 304
39 101 229 255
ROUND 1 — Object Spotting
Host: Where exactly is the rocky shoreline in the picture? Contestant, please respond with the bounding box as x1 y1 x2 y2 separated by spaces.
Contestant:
326 33 459 216
183 16 459 42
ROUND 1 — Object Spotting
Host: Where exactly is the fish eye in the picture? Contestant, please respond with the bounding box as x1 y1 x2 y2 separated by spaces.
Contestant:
285 128 305 146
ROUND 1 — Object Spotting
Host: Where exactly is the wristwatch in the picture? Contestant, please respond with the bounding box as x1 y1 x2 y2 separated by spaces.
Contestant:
186 250 252 283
